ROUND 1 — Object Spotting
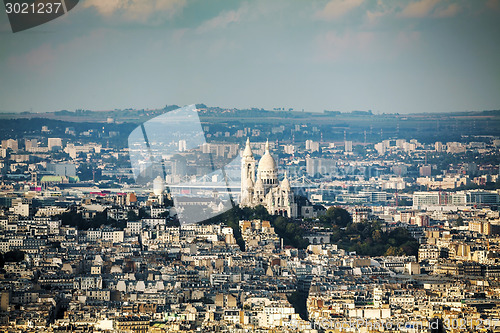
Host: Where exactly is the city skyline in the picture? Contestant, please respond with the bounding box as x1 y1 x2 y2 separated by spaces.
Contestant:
2 1 500 331
0 105 499 331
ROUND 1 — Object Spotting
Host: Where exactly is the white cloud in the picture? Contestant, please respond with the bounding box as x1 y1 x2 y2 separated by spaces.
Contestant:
315 30 375 61
486 0 500 10
395 30 421 48
434 3 460 18
316 0 365 20
196 4 249 33
82 0 186 23
315 28 423 63
366 10 385 24
399 0 440 18
82 0 121 16
7 29 108 74
363 0 396 25
8 44 57 74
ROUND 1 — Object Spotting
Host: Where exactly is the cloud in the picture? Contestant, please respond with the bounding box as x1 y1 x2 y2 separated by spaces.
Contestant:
434 3 460 18
82 0 186 23
315 28 423 63
8 44 57 74
399 0 440 18
366 10 386 25
82 0 121 16
196 4 249 33
365 5 394 26
7 29 108 74
364 1 461 24
315 30 375 61
395 30 421 48
486 0 500 10
316 0 365 20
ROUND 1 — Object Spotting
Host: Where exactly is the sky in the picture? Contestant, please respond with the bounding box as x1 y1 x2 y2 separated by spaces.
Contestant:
0 0 499 114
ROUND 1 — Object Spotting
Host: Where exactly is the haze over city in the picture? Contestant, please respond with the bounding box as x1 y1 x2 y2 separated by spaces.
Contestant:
1 0 500 114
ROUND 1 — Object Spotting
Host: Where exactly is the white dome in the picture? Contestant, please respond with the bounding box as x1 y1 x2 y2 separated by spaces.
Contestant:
258 154 277 173
257 140 277 174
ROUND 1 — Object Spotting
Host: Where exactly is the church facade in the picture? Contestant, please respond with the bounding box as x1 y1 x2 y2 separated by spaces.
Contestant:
240 138 297 217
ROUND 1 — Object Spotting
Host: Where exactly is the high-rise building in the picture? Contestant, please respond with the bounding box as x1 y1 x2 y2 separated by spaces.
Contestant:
48 138 62 151
435 141 444 152
419 165 432 177
283 144 295 155
344 141 353 152
305 140 319 152
24 139 38 151
1 139 18 151
306 157 319 177
178 139 187 152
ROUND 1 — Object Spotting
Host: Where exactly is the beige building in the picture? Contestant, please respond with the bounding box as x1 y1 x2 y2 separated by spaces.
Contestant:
469 221 492 235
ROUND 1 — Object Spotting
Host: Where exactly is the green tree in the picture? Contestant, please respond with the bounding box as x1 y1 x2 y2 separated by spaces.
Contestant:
138 207 150 219
252 205 272 220
322 207 352 228
287 291 308 321
3 250 25 262
127 210 138 221
385 246 404 256
453 216 464 227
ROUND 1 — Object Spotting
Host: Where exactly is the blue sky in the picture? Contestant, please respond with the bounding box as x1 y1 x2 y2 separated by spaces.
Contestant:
1 0 499 114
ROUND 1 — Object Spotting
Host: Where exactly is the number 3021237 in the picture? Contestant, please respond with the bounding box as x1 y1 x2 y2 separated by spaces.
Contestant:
5 2 63 14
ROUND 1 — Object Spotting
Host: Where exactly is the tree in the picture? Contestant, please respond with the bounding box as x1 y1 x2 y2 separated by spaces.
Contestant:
138 207 150 219
59 210 85 229
77 163 101 181
400 241 419 256
271 216 308 249
397 198 411 206
385 246 404 256
252 205 271 220
166 216 180 227
3 250 25 262
127 210 139 221
288 291 308 321
453 216 464 227
159 211 170 219
323 207 352 228
163 197 174 207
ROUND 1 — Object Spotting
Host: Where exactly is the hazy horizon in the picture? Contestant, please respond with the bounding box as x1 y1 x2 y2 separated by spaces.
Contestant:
1 0 499 114
1 105 500 116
